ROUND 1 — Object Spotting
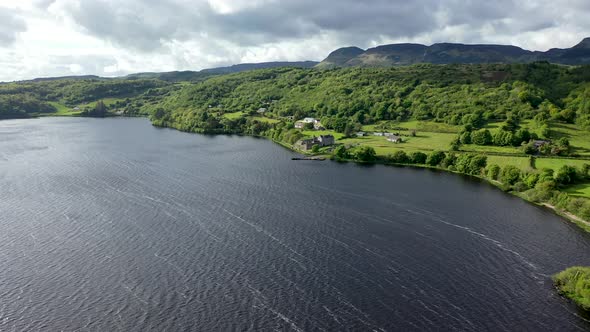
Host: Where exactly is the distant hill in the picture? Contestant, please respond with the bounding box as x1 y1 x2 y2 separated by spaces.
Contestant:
7 61 319 84
317 38 590 68
125 61 319 82
315 47 364 68
23 75 103 83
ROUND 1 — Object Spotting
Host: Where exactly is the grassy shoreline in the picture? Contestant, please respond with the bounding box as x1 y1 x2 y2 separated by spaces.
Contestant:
553 267 590 312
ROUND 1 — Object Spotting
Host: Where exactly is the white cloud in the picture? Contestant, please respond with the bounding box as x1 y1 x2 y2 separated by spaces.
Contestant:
0 0 588 81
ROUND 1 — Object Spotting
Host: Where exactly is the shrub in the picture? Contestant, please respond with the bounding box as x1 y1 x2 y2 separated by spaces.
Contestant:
524 173 540 189
555 165 578 185
389 150 409 163
500 165 521 185
455 154 487 175
459 131 472 144
513 182 529 192
471 129 492 145
486 164 501 180
409 152 427 164
492 130 514 146
333 145 349 159
355 146 376 162
539 168 555 183
553 266 590 311
441 154 457 168
426 151 446 166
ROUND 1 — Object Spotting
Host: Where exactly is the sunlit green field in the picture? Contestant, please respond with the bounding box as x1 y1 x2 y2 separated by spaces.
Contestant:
343 132 457 154
221 112 280 124
535 158 590 170
550 123 590 157
485 155 590 172
565 183 590 199
223 111 246 119
362 120 459 133
486 155 533 170
45 102 82 116
250 115 280 124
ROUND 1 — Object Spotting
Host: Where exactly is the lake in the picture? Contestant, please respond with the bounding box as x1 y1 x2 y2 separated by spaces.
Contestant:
1 117 590 331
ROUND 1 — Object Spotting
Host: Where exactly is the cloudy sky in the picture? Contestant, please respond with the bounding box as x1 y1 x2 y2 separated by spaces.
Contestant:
0 0 589 81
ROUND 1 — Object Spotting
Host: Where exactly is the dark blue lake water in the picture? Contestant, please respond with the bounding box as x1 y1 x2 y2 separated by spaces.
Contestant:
1 117 589 331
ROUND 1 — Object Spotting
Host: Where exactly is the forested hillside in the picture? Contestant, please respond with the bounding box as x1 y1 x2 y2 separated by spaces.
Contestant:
0 78 170 119
146 63 590 134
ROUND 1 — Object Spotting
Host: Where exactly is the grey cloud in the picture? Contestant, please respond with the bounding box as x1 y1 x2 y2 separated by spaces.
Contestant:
58 0 190 51
208 0 441 45
0 8 27 45
53 0 589 53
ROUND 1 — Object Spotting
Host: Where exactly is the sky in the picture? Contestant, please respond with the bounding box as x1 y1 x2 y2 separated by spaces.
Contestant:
0 0 589 81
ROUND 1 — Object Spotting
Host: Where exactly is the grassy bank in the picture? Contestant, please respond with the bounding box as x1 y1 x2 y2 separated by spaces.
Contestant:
553 267 590 311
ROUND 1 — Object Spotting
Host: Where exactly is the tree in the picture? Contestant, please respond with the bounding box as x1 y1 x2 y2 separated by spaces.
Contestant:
501 113 520 132
389 150 409 163
426 151 446 166
487 164 501 180
343 123 355 137
471 129 492 145
311 144 320 153
459 131 472 144
333 145 349 160
455 154 487 175
512 128 531 146
500 165 521 185
449 137 461 151
355 146 376 162
152 107 166 120
409 152 427 164
492 130 513 146
441 154 457 168
524 173 540 189
554 165 578 185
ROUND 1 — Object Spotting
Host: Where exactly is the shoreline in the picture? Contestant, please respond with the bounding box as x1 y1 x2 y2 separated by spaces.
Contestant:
6 115 589 233
151 119 590 234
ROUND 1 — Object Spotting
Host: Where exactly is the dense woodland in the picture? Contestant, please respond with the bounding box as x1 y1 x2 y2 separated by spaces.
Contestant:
0 78 169 119
145 63 590 136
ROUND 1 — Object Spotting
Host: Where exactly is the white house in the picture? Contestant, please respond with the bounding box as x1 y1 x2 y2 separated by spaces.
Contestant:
387 135 403 143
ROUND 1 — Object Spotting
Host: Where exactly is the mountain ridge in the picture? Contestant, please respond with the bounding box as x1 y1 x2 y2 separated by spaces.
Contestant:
9 38 590 83
316 38 590 68
8 61 319 84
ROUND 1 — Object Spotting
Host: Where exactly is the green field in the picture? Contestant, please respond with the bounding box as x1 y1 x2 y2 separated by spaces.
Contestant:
486 155 533 170
46 102 82 116
461 144 522 154
301 130 345 139
485 155 590 172
303 122 457 155
250 115 280 124
223 111 246 120
550 123 590 157
565 183 590 199
222 112 281 124
344 132 456 154
536 158 590 170
362 120 459 133
299 120 590 175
